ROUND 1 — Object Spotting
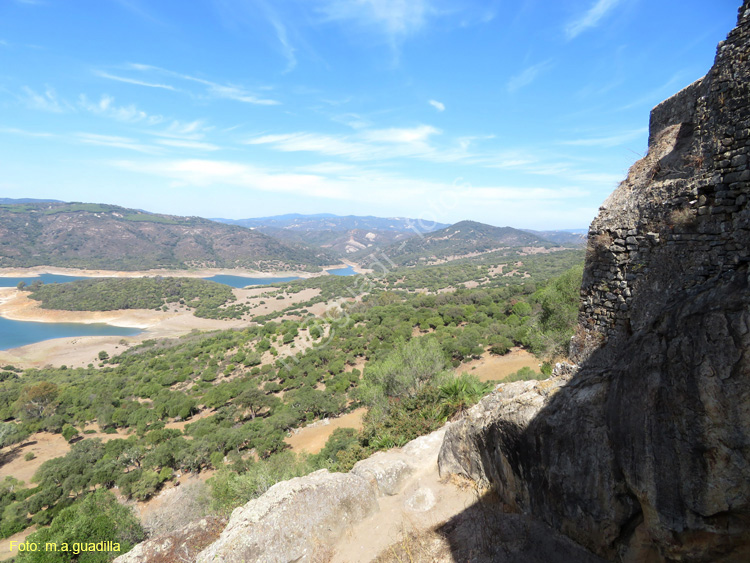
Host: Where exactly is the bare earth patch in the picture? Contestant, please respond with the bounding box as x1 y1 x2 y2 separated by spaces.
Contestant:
0 526 36 562
456 348 541 382
285 408 367 454
0 426 129 485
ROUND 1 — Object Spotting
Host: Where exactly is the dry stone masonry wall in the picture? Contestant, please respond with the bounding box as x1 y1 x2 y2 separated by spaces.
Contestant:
573 4 750 362
440 2 750 562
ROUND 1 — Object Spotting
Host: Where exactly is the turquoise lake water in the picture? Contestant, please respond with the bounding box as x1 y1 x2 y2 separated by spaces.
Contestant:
202 274 300 288
0 273 92 287
326 265 357 276
0 317 141 351
0 267 357 350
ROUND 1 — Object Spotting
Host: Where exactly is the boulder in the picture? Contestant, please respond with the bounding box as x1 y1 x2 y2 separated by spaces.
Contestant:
195 469 378 563
351 453 413 496
113 516 226 563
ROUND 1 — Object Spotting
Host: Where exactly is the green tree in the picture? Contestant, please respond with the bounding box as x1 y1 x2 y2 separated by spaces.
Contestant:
15 382 59 421
19 489 144 562
61 424 79 443
362 337 449 401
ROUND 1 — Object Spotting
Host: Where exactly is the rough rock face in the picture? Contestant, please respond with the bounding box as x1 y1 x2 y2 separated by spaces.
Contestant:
439 3 750 562
112 516 227 563
194 469 377 563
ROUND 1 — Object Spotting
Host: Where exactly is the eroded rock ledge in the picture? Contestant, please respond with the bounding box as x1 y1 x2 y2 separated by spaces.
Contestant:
438 3 750 562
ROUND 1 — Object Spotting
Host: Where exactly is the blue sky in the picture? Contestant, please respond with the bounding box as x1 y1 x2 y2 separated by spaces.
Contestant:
0 0 739 229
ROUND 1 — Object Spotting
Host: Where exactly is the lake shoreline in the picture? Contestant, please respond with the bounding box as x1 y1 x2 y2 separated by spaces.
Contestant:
0 260 369 279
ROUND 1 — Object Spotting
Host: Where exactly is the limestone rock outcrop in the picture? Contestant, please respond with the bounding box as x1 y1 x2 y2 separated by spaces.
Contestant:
194 469 377 563
439 3 750 561
112 516 227 563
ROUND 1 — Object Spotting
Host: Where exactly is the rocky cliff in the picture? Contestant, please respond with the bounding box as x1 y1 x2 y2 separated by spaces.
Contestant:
439 3 750 562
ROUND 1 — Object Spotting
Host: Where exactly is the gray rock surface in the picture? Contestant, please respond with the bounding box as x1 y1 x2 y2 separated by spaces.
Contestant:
439 3 750 561
195 469 378 563
352 453 413 496
113 516 226 563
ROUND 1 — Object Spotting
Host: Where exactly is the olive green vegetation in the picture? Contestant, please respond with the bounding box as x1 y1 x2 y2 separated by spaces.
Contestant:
0 258 582 559
250 248 585 323
0 202 334 271
17 489 145 563
26 277 248 319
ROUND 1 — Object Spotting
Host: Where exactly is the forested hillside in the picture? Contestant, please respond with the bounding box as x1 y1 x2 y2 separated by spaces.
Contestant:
0 202 335 271
0 251 583 552
354 220 557 267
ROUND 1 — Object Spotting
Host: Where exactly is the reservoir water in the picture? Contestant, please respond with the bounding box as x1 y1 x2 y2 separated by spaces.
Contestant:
0 317 141 351
0 267 358 350
202 274 300 288
326 265 357 276
0 273 92 287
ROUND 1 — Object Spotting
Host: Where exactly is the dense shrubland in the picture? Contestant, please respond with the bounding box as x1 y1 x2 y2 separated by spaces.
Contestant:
26 277 249 319
0 257 582 557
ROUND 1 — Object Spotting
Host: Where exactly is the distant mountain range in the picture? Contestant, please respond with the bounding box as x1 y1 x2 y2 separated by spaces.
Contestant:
0 201 586 272
522 229 587 246
212 213 449 233
0 202 335 271
0 198 63 204
352 220 559 267
211 213 452 258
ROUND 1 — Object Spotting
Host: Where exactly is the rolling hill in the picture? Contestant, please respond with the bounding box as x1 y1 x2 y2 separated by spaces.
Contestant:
521 229 587 246
212 213 449 233
0 202 336 271
354 220 556 267
240 226 413 255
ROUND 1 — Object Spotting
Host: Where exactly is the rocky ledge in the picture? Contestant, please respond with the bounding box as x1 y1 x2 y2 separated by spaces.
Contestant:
438 3 750 562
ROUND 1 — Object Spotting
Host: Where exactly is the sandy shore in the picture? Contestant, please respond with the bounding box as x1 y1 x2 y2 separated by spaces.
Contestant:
0 261 361 369
0 287 249 368
0 263 363 280
0 281 329 369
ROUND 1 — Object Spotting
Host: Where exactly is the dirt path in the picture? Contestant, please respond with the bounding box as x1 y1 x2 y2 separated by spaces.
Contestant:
456 348 541 382
330 426 477 563
0 266 325 279
285 408 367 454
0 526 36 561
0 426 129 485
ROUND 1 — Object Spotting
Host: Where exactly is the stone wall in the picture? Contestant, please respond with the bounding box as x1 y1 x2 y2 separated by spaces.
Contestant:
572 2 750 363
440 2 750 561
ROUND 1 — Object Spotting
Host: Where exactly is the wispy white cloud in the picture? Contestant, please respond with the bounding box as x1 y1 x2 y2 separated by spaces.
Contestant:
362 125 440 144
111 157 591 213
507 61 552 93
617 72 688 111
120 63 281 105
0 127 55 138
331 113 371 129
318 0 432 39
151 119 213 141
565 0 622 40
112 0 161 23
20 86 70 113
247 132 373 160
246 125 443 161
76 133 161 154
156 139 221 151
95 71 177 91
428 99 445 112
79 94 164 124
269 17 297 73
0 40 8 47
559 127 647 148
